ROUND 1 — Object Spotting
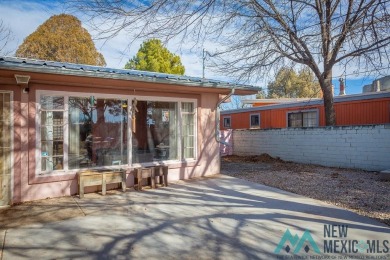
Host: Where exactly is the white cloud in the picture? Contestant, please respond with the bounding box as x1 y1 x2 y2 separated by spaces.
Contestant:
0 1 52 54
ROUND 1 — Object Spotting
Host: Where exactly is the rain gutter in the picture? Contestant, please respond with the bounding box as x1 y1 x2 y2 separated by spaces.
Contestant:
215 88 235 146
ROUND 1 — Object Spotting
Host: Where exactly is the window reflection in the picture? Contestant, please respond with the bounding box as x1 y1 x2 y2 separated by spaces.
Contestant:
181 102 195 159
132 101 177 163
40 96 64 172
68 97 128 169
39 94 196 173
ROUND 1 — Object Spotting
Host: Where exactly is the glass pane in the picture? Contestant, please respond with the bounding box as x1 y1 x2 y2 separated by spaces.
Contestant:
182 104 195 159
303 111 317 127
224 118 231 128
40 96 64 110
183 136 194 148
184 148 194 158
39 95 65 173
183 125 195 136
0 96 2 121
288 113 303 127
0 92 12 205
41 126 63 141
41 156 63 172
41 141 63 156
0 147 11 173
41 111 63 126
183 115 194 134
0 92 10 122
251 115 259 127
0 124 11 148
68 97 128 169
182 102 194 113
132 101 177 163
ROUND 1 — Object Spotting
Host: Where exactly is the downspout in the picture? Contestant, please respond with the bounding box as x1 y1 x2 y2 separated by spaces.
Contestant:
215 88 235 146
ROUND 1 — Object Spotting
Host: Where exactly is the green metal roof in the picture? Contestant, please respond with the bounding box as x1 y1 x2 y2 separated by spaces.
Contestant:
0 56 261 92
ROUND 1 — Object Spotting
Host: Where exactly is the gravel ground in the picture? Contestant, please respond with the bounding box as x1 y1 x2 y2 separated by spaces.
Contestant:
221 154 390 226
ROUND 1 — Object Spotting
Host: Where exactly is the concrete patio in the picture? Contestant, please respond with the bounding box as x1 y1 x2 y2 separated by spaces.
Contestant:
1 175 389 259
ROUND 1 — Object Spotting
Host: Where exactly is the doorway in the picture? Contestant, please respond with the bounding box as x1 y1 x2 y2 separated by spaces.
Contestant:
0 91 12 206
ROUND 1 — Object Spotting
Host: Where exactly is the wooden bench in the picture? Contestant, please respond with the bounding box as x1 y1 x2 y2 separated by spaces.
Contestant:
78 170 126 198
135 166 168 191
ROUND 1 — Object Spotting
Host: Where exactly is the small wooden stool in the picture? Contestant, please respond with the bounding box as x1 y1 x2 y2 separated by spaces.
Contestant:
153 166 169 187
135 167 155 191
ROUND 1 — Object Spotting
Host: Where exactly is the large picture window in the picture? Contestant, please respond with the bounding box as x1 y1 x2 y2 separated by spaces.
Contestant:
37 92 196 175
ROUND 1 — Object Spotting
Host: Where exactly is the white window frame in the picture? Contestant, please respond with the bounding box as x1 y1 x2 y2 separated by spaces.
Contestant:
128 95 198 167
36 90 197 175
0 91 14 205
286 109 319 128
36 93 67 175
249 113 260 128
180 102 197 161
223 116 231 129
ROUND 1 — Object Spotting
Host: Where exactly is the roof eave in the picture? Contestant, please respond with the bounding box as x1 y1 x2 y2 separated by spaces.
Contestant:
0 57 261 94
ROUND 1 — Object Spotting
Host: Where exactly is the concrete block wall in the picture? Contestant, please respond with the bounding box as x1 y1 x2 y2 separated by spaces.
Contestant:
233 124 390 171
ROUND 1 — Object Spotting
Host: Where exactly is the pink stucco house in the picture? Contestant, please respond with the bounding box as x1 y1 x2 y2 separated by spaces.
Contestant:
0 56 258 206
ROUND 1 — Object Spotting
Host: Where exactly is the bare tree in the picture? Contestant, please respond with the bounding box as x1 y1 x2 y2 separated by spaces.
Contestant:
221 95 253 110
0 19 14 56
71 0 390 125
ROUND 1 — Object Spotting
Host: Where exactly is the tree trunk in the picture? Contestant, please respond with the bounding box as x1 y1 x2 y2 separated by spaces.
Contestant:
321 72 336 126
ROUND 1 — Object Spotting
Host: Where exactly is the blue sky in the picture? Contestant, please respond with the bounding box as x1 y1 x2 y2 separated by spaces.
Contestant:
0 0 384 95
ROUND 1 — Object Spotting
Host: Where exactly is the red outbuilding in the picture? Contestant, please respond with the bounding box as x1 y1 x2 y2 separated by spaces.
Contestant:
221 91 390 130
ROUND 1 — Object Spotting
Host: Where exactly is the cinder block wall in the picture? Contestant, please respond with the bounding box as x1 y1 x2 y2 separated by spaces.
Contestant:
233 124 390 171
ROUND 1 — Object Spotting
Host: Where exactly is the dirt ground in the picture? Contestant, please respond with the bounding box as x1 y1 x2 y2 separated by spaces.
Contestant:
221 154 390 226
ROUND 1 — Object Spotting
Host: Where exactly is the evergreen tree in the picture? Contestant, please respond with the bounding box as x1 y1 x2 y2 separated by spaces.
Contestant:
125 39 185 75
16 14 105 66
267 67 321 98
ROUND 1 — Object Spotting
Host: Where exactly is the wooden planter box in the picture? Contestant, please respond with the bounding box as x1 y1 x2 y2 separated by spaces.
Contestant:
77 170 126 198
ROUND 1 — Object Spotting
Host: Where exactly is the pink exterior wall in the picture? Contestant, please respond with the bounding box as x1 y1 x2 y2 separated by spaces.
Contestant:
0 71 224 203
